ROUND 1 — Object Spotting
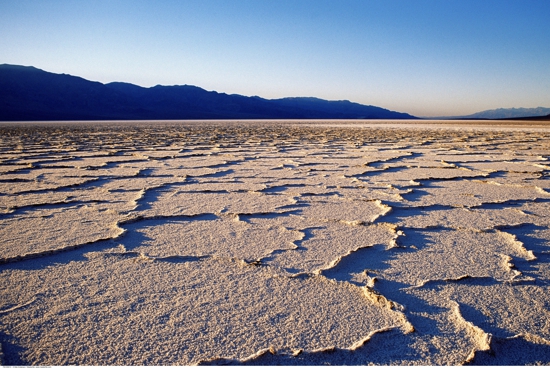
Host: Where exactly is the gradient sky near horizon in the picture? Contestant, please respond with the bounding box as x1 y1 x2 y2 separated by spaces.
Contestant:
1 0 549 117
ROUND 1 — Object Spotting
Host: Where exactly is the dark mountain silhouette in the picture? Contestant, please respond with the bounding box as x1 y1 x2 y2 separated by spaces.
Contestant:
0 64 417 121
503 113 550 121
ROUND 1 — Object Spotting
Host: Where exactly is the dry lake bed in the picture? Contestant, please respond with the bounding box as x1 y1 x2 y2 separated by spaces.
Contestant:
1 120 550 365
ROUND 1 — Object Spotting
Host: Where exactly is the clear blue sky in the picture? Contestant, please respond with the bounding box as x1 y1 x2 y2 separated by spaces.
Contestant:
1 0 549 117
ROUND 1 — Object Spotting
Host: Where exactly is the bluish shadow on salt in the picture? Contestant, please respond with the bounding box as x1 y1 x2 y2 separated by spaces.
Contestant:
0 331 26 365
500 224 550 286
466 335 550 365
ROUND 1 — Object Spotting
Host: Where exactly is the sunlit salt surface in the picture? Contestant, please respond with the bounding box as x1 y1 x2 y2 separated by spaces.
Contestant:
1 120 549 365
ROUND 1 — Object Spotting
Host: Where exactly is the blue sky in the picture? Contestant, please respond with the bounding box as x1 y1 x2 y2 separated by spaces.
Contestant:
1 0 549 117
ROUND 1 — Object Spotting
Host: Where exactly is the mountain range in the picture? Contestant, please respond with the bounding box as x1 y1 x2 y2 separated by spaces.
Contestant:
455 107 550 120
0 64 416 121
427 108 550 120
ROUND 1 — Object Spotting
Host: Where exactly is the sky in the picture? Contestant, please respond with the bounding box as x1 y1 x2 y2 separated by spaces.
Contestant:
1 0 549 117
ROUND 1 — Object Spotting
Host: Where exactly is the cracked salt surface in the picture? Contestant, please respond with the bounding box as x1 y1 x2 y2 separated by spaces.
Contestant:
1 121 550 365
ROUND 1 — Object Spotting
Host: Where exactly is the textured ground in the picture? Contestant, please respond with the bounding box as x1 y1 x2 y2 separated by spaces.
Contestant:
0 120 549 365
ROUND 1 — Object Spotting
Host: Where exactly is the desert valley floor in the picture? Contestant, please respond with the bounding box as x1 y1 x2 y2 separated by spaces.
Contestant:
0 120 549 365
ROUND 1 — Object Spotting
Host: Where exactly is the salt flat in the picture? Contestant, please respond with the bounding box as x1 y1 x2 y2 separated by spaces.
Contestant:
0 120 549 365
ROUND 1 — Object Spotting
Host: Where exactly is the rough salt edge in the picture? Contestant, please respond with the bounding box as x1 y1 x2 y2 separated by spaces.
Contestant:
450 301 493 364
0 178 161 216
266 221 403 279
475 179 550 196
116 216 300 265
450 305 550 364
294 198 393 225
398 223 538 255
0 224 126 265
1 176 103 196
311 222 402 274
360 286 414 334
494 229 537 261
464 333 550 366
393 225 539 289
99 247 271 271
195 326 400 365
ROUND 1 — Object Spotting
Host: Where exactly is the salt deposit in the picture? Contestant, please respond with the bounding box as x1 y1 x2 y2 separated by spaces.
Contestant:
0 120 549 365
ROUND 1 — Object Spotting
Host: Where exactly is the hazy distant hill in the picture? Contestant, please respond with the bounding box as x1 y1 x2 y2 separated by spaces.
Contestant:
0 64 416 121
459 107 550 120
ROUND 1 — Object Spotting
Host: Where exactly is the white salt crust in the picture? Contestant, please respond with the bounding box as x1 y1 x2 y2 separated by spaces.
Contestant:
0 120 549 365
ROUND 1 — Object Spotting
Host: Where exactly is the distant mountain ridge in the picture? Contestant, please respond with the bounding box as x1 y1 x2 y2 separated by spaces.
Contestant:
435 107 550 120
0 64 416 121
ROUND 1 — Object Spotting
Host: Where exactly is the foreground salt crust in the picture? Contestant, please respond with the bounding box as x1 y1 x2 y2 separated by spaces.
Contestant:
0 121 549 365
